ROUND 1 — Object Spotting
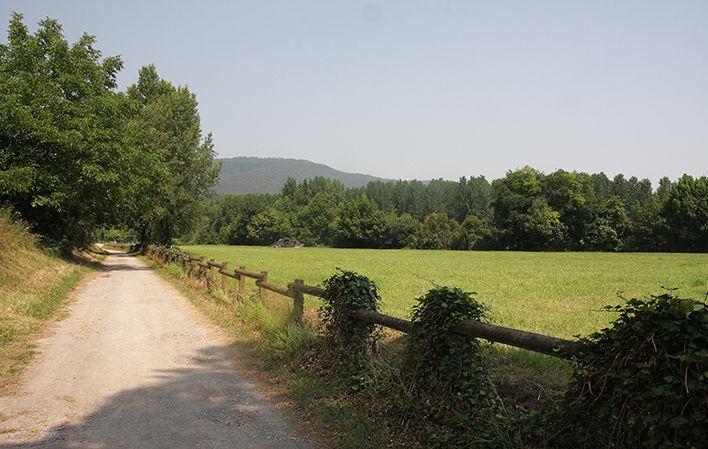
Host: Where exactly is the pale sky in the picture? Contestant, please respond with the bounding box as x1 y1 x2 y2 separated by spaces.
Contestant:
3 1 707 183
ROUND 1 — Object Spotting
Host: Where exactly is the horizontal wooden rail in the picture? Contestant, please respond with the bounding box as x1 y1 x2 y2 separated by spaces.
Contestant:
256 280 296 298
452 318 577 358
234 268 264 279
287 282 325 298
218 269 239 280
350 309 414 333
350 310 576 359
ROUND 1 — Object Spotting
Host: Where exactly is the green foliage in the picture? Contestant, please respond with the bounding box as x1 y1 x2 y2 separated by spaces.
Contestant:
492 167 560 250
583 195 630 250
330 195 387 248
401 286 512 448
453 175 493 222
93 227 135 243
523 197 567 248
492 167 570 250
285 179 345 245
413 212 459 249
320 270 381 373
0 13 127 249
188 168 706 252
381 212 420 248
0 15 218 250
123 65 220 246
541 293 708 449
246 207 292 245
659 175 708 252
454 214 492 250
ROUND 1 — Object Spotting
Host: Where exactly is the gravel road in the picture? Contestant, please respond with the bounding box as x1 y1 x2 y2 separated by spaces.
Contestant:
0 254 310 449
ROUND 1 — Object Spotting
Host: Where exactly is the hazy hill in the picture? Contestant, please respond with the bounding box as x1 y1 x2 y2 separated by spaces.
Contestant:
215 156 386 194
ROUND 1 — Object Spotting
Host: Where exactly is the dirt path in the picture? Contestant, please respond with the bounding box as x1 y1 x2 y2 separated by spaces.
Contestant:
0 254 310 449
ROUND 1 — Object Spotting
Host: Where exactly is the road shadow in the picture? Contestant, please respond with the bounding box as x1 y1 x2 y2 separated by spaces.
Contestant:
0 346 309 449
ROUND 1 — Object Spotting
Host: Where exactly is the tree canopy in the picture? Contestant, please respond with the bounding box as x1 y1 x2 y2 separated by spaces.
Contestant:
188 169 706 253
0 14 218 250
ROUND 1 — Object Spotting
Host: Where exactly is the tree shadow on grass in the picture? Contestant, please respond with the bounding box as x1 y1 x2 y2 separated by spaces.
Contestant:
0 346 310 449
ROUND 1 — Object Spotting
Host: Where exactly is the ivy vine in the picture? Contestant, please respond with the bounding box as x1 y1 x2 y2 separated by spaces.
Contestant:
401 286 513 448
320 269 382 373
540 293 707 449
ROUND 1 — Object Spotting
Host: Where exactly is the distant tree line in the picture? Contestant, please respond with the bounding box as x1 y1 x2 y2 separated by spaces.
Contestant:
186 168 707 252
0 14 218 250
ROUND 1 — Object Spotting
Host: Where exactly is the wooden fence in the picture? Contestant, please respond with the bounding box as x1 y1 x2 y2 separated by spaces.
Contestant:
146 245 579 359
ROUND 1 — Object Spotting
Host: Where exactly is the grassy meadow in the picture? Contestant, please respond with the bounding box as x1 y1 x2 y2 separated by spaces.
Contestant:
181 245 707 339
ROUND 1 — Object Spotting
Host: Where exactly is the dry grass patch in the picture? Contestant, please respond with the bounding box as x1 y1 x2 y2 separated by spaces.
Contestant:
0 210 96 389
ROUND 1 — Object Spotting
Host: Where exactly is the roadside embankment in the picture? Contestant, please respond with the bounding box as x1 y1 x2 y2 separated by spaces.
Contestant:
0 209 98 389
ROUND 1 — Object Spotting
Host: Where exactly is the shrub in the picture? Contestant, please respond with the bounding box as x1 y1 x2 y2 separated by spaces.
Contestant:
330 195 387 248
453 214 492 250
381 212 420 248
414 213 459 249
541 293 707 449
246 207 292 245
400 286 513 448
320 270 381 373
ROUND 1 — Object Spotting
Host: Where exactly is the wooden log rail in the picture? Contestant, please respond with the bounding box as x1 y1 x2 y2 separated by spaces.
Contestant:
349 309 577 358
234 268 263 279
146 245 578 359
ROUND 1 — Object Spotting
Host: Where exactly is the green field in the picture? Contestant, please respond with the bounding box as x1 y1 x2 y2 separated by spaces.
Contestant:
181 245 707 339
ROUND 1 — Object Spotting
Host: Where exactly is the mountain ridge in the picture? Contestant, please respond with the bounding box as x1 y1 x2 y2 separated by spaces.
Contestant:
215 156 387 194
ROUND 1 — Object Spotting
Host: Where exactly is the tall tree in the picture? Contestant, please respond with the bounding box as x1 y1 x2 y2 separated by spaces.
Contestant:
330 194 386 248
492 167 566 250
124 65 220 245
0 13 126 249
659 175 708 252
414 213 460 250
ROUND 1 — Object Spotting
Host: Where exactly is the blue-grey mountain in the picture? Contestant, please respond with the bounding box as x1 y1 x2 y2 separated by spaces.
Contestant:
215 157 385 194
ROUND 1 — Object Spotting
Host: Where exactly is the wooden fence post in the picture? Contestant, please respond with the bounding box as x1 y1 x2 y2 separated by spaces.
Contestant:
259 271 268 299
238 266 246 301
208 259 216 284
198 256 205 277
292 279 304 324
221 261 228 292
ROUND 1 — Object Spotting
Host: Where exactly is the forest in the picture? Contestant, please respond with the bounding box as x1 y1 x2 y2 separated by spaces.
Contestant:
186 169 707 252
